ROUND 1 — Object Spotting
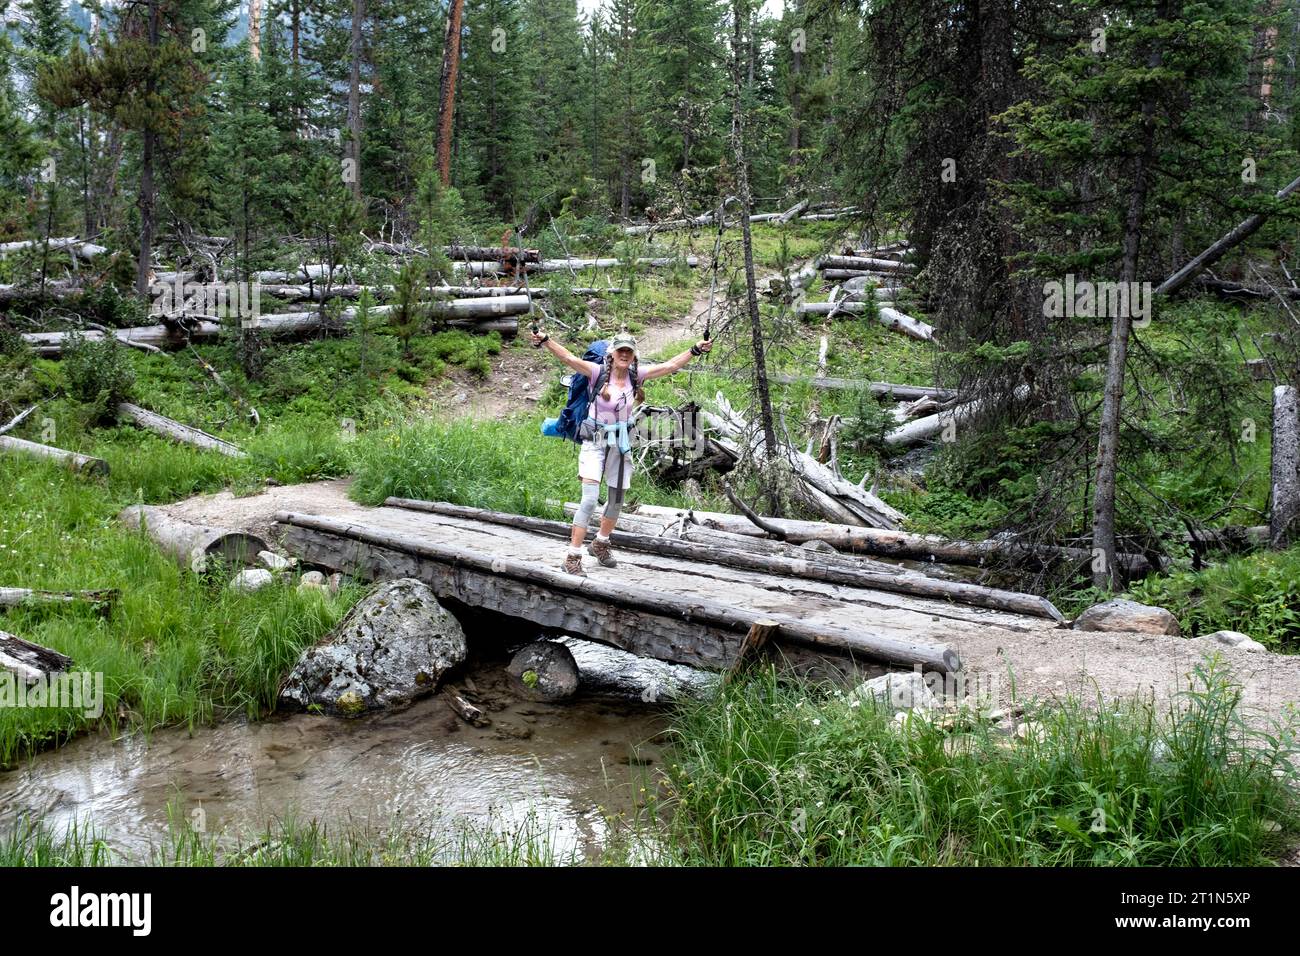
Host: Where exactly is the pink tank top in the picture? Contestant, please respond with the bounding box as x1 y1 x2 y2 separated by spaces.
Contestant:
589 368 635 424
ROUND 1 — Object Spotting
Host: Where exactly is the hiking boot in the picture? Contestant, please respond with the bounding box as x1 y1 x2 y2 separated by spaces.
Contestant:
588 537 618 568
562 551 587 576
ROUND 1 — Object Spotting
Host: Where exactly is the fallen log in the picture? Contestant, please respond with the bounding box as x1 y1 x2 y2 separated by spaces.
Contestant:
1157 172 1300 298
629 503 1154 576
1270 385 1300 549
776 198 810 224
771 375 957 401
117 403 247 458
414 497 1058 621
795 300 935 341
820 255 916 274
445 245 540 264
0 588 118 614
119 505 268 573
259 283 625 302
276 509 961 673
550 636 717 702
0 435 108 476
0 279 83 303
821 268 908 282
535 256 700 273
0 630 73 683
0 236 107 260
884 384 1030 448
25 302 518 357
0 405 39 437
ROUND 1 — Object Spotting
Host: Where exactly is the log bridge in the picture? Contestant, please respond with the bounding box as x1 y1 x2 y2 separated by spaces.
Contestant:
272 499 1067 681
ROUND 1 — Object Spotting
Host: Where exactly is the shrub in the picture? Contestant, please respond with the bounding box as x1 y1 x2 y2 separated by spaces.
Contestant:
62 332 135 419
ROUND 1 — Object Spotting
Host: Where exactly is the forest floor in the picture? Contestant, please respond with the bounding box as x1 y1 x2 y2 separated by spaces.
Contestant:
421 286 715 422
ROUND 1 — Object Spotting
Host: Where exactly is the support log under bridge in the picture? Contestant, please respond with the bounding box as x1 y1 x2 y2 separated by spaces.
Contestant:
273 499 1066 681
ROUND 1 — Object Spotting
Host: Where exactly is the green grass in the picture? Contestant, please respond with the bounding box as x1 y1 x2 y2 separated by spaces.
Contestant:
8 660 1294 867
1128 547 1300 652
347 416 704 518
0 455 363 765
648 662 1299 866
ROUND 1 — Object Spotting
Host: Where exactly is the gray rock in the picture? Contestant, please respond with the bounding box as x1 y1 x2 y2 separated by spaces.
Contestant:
1072 599 1181 636
1193 630 1267 653
328 572 344 595
854 670 938 713
258 550 296 572
298 570 326 592
230 569 275 593
279 578 468 716
507 641 580 701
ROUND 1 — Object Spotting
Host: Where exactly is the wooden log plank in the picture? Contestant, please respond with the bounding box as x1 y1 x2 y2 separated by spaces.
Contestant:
117 403 247 458
119 505 268 572
0 588 118 614
630 503 1154 576
388 499 1064 621
274 510 962 672
0 630 73 683
0 435 108 476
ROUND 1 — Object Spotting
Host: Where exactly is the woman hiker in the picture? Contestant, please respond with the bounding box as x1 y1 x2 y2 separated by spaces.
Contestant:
531 329 712 575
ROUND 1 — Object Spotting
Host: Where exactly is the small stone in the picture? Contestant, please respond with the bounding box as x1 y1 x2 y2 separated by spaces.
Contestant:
854 671 939 713
259 550 296 572
229 569 275 593
1193 630 1267 653
1072 599 1181 636
328 572 344 595
454 392 468 403
299 571 326 591
507 641 580 701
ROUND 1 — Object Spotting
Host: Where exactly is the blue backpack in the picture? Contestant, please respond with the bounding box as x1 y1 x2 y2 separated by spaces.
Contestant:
541 340 639 442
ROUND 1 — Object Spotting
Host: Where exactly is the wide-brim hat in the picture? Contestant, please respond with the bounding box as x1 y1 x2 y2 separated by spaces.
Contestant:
609 332 638 356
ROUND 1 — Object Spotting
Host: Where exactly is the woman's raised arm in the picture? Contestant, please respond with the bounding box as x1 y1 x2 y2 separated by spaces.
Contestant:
532 331 599 378
640 339 713 381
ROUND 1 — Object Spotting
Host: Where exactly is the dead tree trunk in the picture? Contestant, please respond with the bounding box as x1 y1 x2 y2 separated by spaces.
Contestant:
1093 20 1165 589
434 0 465 186
346 0 365 202
731 0 780 498
1270 384 1300 548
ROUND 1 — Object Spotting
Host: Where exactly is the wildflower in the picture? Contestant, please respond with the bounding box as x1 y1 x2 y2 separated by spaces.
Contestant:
812 718 821 726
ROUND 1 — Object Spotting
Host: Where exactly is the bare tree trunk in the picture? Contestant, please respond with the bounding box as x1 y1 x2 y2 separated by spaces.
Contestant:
787 0 803 165
1092 23 1165 588
731 0 779 477
1270 385 1300 548
346 0 365 202
249 0 262 61
435 0 465 186
136 0 160 296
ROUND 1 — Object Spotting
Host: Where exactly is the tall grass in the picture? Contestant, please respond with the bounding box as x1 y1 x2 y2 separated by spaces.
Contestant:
650 662 1299 866
348 416 699 518
0 456 359 765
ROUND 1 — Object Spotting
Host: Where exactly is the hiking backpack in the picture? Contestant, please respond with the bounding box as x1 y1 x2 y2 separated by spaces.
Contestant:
541 340 639 442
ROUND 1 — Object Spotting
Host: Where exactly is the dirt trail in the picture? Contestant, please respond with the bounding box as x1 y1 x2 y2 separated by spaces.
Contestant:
421 288 716 423
160 479 1300 731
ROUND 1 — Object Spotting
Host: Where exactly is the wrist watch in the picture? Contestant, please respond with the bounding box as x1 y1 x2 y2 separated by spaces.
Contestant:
690 343 703 356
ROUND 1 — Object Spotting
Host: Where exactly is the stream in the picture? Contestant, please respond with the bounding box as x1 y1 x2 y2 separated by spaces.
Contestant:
0 659 671 864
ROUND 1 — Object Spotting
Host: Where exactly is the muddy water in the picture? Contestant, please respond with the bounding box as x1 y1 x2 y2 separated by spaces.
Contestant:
0 662 671 863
